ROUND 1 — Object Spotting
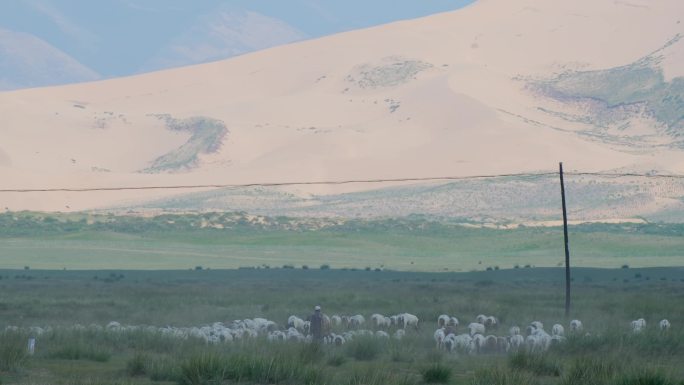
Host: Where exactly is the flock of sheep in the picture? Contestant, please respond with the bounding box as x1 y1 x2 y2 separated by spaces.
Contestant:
3 314 672 356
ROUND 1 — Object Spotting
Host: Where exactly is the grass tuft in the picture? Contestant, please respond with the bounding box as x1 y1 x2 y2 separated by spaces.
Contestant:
125 352 147 376
470 367 539 385
345 337 383 361
560 357 617 385
509 351 562 376
178 353 227 385
422 363 452 384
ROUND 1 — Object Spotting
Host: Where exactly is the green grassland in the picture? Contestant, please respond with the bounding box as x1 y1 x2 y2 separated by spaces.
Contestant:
0 268 683 384
1 212 684 270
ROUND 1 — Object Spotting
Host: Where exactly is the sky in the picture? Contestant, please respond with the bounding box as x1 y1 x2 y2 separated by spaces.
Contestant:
0 0 474 88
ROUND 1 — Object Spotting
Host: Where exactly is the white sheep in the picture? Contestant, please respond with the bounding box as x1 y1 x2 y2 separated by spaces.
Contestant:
570 319 583 332
333 334 346 346
288 316 305 331
509 334 525 351
468 322 485 336
484 316 498 329
631 318 646 333
393 329 406 340
453 334 473 353
400 313 420 330
437 315 451 327
497 336 510 353
449 317 459 327
470 333 486 354
375 330 390 339
530 321 544 331
552 324 565 337
509 326 521 336
483 335 498 354
476 314 487 324
331 315 342 327
434 328 446 348
442 333 457 352
371 314 386 328
350 315 365 328
659 319 671 331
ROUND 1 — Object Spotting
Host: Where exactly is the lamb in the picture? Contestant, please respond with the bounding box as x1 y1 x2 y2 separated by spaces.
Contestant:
449 317 459 327
509 326 521 336
552 324 565 337
349 315 365 328
570 319 583 332
468 322 486 336
476 314 487 324
509 334 525 351
331 315 342 327
530 321 544 331
288 316 305 331
484 316 498 329
375 330 390 339
453 334 473 353
483 335 498 354
400 313 420 330
371 314 391 329
437 315 451 327
393 329 406 340
659 319 671 331
470 333 486 354
371 314 386 328
631 318 646 333
333 334 346 346
434 328 446 348
442 333 457 352
496 336 510 353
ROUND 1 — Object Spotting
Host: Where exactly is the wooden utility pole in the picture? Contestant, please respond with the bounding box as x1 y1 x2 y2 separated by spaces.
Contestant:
559 162 571 318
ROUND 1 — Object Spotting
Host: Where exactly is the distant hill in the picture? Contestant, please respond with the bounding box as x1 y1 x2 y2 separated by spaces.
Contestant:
0 29 99 90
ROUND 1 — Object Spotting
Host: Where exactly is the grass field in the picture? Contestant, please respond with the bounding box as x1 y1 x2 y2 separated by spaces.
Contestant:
0 268 683 385
2 212 684 271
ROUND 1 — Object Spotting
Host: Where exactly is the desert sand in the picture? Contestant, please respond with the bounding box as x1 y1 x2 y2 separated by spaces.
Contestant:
0 0 682 212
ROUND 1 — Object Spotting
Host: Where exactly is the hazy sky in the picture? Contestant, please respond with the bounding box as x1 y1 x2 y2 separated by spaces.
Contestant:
0 0 474 77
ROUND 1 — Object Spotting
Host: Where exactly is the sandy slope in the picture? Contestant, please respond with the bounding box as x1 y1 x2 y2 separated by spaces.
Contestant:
0 0 682 212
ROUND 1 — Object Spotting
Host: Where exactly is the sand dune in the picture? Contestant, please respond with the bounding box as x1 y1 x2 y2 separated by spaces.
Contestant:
1 0 682 212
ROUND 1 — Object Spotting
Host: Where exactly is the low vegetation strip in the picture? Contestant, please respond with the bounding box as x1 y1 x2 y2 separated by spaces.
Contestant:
2 212 684 270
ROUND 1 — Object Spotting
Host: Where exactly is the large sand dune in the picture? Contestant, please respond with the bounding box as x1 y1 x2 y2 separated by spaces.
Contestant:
1 0 682 214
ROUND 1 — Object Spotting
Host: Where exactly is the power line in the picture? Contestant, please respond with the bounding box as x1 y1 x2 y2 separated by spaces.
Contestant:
2 170 684 194
1 172 558 193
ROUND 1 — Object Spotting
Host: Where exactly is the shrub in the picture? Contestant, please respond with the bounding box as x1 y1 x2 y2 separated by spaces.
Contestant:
302 265 309 270
320 264 330 270
560 357 617 385
0 343 27 372
179 353 227 385
148 356 181 382
422 364 452 383
509 351 561 376
126 353 147 376
622 264 630 269
345 337 382 361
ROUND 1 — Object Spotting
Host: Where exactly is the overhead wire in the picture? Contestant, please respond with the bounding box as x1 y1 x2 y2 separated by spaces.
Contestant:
1 170 683 193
